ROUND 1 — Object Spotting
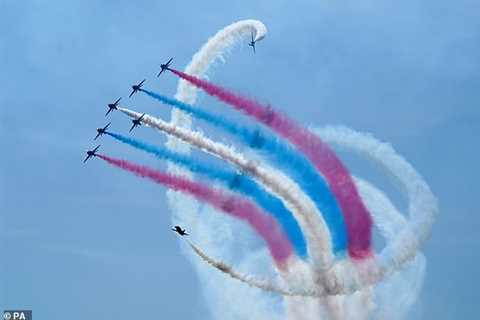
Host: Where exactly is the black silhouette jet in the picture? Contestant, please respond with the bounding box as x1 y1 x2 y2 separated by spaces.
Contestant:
129 79 145 98
172 225 189 236
94 122 111 140
84 145 100 163
105 97 121 116
157 58 173 77
248 32 256 54
129 113 145 132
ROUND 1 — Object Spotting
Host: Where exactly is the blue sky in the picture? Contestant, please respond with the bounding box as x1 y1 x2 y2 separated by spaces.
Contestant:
1 0 479 319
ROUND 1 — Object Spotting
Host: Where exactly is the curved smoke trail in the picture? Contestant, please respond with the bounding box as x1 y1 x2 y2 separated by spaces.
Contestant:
180 175 423 299
105 131 308 258
141 88 347 255
118 107 336 274
186 240 314 297
167 20 267 153
97 154 293 265
167 67 373 260
174 20 267 106
315 126 437 276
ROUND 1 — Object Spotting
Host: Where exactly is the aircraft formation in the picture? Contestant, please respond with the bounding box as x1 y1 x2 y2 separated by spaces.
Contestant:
84 35 258 162
84 38 257 236
83 55 192 236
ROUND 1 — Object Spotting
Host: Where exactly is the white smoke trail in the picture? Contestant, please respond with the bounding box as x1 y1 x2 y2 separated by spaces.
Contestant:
175 20 266 105
186 240 314 297
315 126 437 279
315 126 435 318
352 178 425 319
118 107 335 276
166 19 267 154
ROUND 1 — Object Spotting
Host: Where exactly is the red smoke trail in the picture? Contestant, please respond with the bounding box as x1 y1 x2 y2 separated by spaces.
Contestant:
168 68 373 259
97 154 294 265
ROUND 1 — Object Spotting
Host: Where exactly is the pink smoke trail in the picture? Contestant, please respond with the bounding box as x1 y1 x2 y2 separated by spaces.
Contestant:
168 68 373 259
97 154 293 266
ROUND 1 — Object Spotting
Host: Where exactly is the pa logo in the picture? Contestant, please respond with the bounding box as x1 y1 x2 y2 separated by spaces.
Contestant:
3 311 31 320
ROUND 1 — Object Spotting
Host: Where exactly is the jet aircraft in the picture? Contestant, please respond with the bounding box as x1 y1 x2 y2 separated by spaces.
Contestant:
105 97 121 116
129 79 146 98
129 113 145 132
94 122 111 140
157 58 173 77
84 145 100 163
172 225 189 236
248 33 256 53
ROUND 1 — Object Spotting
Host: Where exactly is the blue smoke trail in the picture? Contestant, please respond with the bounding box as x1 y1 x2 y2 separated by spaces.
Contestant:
106 131 307 259
141 89 347 255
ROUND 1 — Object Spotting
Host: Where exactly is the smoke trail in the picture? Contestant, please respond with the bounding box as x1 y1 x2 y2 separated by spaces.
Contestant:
168 20 267 154
97 154 293 265
105 131 308 258
117 107 336 278
281 123 437 295
186 240 305 296
140 88 347 255
314 126 437 277
174 20 267 106
167 67 373 260
186 175 424 300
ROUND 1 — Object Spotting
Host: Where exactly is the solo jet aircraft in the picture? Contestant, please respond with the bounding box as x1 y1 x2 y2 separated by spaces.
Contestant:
248 32 256 54
172 226 189 236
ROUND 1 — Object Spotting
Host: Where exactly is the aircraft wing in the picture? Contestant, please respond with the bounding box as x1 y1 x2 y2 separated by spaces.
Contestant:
93 145 100 153
94 132 101 140
83 154 91 163
105 108 112 117
129 123 136 132
129 90 135 98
